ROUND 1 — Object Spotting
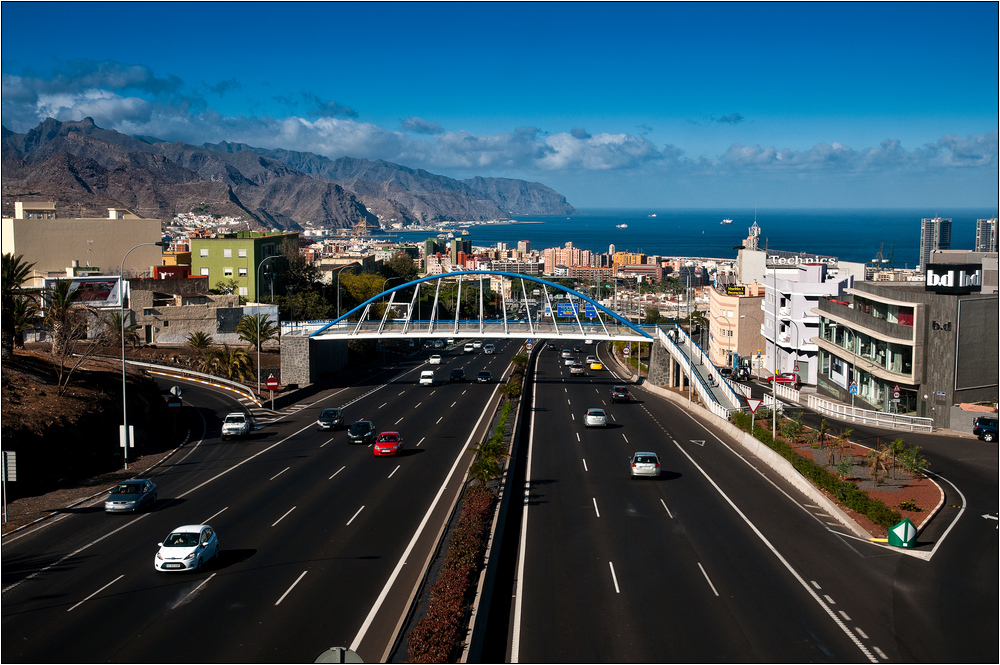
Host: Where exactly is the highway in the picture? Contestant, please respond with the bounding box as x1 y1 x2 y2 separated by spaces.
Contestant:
1 340 520 663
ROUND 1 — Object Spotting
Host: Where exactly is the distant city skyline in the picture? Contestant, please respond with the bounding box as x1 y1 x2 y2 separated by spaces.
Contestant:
2 2 997 209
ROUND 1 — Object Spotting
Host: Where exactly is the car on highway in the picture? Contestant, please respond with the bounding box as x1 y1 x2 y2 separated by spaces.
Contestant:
464 343 475 353
584 408 607 427
590 361 603 371
586 355 598 364
154 524 219 572
419 370 436 386
573 344 583 352
569 362 585 375
563 356 576 366
221 412 251 440
610 386 631 403
447 338 455 346
347 420 377 445
316 408 344 431
767 372 801 389
433 339 445 349
973 416 998 442
428 354 442 364
450 367 466 382
105 479 157 513
484 343 495 355
476 370 493 383
374 431 403 456
629 452 661 478
561 348 573 359
473 340 483 349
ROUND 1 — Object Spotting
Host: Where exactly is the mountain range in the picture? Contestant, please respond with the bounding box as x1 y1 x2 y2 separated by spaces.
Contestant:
1 118 577 230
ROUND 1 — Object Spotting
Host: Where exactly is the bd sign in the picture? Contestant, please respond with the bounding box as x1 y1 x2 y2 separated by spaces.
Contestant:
925 264 982 295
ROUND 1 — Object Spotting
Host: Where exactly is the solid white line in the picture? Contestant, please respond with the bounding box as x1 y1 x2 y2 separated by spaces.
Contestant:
592 497 600 518
204 507 228 524
660 499 673 518
269 467 290 481
329 466 345 480
346 506 365 526
698 562 719 596
608 561 621 593
171 572 216 610
67 575 124 612
582 458 588 472
388 465 401 479
670 441 878 662
272 506 296 527
275 570 308 606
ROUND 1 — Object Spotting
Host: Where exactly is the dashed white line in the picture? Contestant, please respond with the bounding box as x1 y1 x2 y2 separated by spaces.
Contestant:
204 507 228 524
67 575 124 612
838 610 852 621
347 505 365 525
171 572 216 610
451 401 457 408
592 498 600 517
321 438 334 447
417 437 425 447
582 459 588 471
824 594 836 604
272 506 296 527
811 580 822 589
698 562 719 596
436 416 443 424
379 402 387 409
275 570 308 606
269 467 290 481
873 646 888 659
330 466 345 480
854 627 869 639
576 432 581 442
395 417 404 424
622 433 628 443
388 465 401 479
608 561 620 593
660 499 673 518
413 402 422 409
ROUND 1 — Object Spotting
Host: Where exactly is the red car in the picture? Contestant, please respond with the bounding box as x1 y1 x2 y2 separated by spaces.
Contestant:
767 372 801 389
374 432 403 456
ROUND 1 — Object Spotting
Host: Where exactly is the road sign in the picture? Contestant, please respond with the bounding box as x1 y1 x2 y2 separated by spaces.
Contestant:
623 345 630 356
892 384 901 400
849 380 858 395
794 364 800 372
746 398 763 414
166 395 183 408
169 385 183 397
266 375 280 391
887 517 917 548
584 303 597 318
3 450 16 482
525 341 533 351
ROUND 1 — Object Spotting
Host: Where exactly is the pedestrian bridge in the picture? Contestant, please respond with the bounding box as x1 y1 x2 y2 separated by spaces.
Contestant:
287 271 655 343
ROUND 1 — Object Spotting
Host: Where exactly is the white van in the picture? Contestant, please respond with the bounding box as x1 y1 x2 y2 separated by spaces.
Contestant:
419 370 436 386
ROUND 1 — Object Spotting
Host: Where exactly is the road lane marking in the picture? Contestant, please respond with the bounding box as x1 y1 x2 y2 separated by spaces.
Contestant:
855 627 869 639
398 391 405 396
698 562 719 597
622 434 628 443
839 610 852 621
395 417 404 424
436 416 443 424
660 499 673 518
269 467 290 481
171 573 216 610
388 465 401 479
811 580 822 589
275 570 308 606
67 575 124 612
347 506 365 526
592 498 600 517
330 466 345 480
417 437 425 447
272 506 296 527
824 594 836 604
204 507 228 524
379 402 387 409
873 646 888 659
413 402 422 409
576 432 580 442
608 562 620 594
582 459 588 472
451 401 457 408
321 438 334 447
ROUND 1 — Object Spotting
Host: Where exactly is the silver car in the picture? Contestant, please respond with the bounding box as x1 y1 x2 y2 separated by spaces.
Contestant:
630 452 661 478
584 408 607 427
569 362 585 375
105 479 157 513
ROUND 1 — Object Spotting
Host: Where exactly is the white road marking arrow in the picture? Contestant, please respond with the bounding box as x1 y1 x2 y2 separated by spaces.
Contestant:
982 513 998 521
691 440 706 447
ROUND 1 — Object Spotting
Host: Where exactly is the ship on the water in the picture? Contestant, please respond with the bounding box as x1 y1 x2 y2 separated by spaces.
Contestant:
616 223 628 228
720 218 733 225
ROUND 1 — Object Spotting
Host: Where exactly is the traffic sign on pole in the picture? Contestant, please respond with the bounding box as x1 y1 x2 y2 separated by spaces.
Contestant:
266 375 279 391
746 398 763 414
623 345 631 357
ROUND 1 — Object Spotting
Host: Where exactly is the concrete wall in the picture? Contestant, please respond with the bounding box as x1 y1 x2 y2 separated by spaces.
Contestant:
280 334 349 387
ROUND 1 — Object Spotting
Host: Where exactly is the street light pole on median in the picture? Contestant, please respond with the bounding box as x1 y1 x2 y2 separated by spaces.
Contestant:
255 255 280 398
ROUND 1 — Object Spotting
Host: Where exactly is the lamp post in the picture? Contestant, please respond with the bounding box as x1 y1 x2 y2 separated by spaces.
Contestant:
334 264 354 319
121 241 166 470
256 255 280 397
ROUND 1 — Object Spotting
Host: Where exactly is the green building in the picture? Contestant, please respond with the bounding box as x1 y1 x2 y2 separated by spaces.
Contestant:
190 232 298 301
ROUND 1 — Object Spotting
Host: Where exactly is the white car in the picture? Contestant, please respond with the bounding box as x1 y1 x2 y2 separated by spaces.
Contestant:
483 344 495 355
564 356 576 366
584 408 607 427
473 340 483 349
464 343 475 353
429 354 442 364
419 370 436 386
586 355 598 364
630 452 661 478
221 412 250 440
155 524 219 572
561 349 573 359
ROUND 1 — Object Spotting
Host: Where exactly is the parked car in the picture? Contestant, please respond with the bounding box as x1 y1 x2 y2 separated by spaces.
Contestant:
347 420 377 445
450 367 466 382
476 370 493 383
105 479 157 513
316 408 344 431
221 412 251 440
584 408 607 427
374 431 403 456
569 362 585 375
629 452 661 478
610 386 631 403
428 354 442 364
767 372 801 389
973 416 998 442
464 343 475 353
483 344 495 355
419 370 436 386
154 525 219 572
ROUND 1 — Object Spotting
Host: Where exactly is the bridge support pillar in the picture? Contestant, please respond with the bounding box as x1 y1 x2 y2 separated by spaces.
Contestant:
647 338 674 387
281 334 349 387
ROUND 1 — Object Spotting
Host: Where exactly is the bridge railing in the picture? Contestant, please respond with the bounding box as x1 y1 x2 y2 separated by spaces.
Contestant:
656 326 739 419
301 318 652 341
660 326 743 410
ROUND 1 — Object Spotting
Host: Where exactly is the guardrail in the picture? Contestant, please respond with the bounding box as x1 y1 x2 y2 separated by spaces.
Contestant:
657 326 743 411
126 360 261 406
806 394 933 432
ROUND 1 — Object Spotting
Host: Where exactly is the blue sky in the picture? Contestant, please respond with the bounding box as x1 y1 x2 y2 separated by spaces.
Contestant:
2 2 997 209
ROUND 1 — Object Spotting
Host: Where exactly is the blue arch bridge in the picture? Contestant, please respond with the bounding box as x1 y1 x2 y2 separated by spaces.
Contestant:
278 270 747 417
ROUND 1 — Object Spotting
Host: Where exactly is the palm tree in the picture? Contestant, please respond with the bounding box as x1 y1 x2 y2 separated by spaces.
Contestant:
186 330 214 352
215 344 255 382
2 253 37 358
9 293 42 349
106 311 140 349
236 313 278 351
44 279 85 358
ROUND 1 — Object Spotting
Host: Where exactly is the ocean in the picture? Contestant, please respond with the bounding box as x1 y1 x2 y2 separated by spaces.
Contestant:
394 208 997 268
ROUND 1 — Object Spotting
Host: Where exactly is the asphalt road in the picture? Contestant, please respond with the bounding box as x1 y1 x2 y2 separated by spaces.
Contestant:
510 342 998 662
1 340 519 663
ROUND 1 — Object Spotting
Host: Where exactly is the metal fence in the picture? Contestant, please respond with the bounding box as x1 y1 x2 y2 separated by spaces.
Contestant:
806 394 934 432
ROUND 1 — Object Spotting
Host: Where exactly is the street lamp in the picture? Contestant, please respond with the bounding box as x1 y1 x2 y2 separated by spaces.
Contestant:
334 263 355 319
256 255 280 397
121 241 166 470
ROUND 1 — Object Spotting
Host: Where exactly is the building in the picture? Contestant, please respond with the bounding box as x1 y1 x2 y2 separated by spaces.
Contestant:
189 232 298 301
2 202 162 286
812 254 997 428
707 281 765 370
975 218 998 253
919 217 952 270
762 262 853 386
